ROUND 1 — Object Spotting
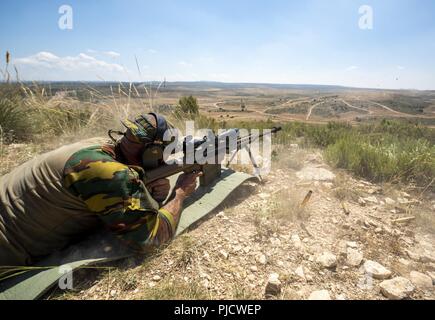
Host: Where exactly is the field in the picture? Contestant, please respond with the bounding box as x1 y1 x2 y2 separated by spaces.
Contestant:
1 81 434 300
1 81 434 186
11 81 435 126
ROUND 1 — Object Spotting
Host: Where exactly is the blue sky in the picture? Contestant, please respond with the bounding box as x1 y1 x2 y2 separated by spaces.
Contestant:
1 0 434 89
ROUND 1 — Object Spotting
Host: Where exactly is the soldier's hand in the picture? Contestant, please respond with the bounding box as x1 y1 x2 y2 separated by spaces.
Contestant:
175 172 202 198
146 178 170 202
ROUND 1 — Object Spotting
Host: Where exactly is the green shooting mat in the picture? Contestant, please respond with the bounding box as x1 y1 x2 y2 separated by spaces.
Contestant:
0 168 254 300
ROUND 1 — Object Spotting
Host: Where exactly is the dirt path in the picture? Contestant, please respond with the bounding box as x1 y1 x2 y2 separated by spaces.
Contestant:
341 99 372 114
366 100 435 119
367 100 413 116
306 102 323 120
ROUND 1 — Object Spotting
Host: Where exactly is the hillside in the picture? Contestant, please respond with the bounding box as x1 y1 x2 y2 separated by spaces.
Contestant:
0 83 434 300
48 145 435 300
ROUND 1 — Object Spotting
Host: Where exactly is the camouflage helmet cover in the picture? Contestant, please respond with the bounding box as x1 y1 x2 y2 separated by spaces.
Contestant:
121 113 171 145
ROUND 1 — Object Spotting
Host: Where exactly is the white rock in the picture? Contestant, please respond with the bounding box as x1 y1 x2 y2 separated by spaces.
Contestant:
256 253 267 265
426 271 435 285
308 290 331 300
420 252 435 263
323 181 334 187
258 193 271 199
346 241 358 249
384 197 396 205
398 258 411 266
232 245 243 252
290 144 299 148
346 248 363 267
397 197 410 204
291 234 303 249
363 260 392 280
296 167 336 182
335 293 347 300
265 273 282 296
316 252 337 269
364 196 378 204
270 237 281 247
410 271 433 289
152 275 161 282
216 211 226 218
380 277 415 300
247 274 256 281
219 250 229 259
250 266 258 272
201 279 210 289
358 197 367 206
406 249 421 262
367 188 377 194
295 266 306 280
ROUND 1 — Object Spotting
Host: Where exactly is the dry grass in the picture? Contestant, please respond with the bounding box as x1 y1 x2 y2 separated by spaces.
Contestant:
251 188 310 241
332 173 365 203
273 145 310 171
141 277 211 300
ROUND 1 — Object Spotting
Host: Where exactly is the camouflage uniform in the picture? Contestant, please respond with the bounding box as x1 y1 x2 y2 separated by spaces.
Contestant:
0 115 175 266
63 143 176 250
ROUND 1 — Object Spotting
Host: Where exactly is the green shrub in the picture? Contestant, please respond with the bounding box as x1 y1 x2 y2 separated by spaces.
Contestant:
177 95 199 115
224 118 435 188
325 134 435 186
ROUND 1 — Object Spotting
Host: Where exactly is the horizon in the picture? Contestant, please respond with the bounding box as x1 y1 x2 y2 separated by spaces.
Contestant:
2 80 434 93
1 0 435 90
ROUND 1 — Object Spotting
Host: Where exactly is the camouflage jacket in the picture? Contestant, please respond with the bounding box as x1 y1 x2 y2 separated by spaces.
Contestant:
63 143 176 251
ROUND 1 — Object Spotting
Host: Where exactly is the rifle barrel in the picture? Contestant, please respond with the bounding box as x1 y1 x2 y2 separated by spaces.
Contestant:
144 127 282 183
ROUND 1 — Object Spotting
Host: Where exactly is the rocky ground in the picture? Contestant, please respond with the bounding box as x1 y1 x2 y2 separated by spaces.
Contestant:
47 144 434 300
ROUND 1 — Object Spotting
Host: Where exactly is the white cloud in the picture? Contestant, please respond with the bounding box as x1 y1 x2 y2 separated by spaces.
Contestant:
85 49 120 58
397 65 405 70
147 49 157 54
103 51 121 58
345 66 359 71
13 51 126 81
178 61 193 67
